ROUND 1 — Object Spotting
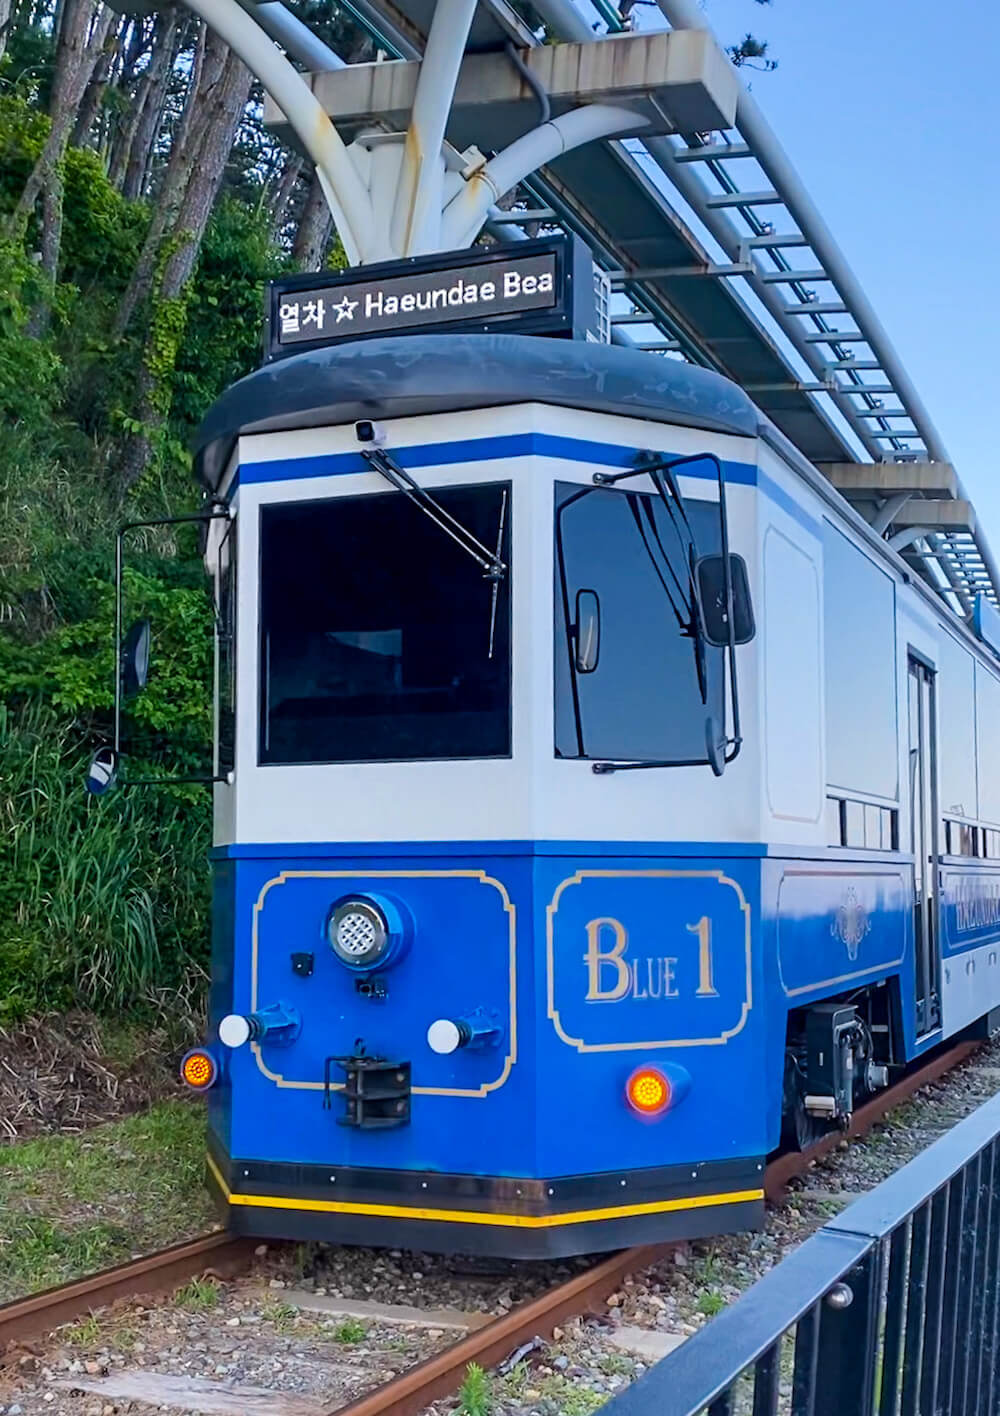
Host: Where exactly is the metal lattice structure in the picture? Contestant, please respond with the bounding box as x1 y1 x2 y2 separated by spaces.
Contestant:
241 0 998 616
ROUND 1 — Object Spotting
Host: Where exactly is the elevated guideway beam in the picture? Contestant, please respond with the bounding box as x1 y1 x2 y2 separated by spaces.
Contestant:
647 0 999 612
507 0 981 613
177 0 997 613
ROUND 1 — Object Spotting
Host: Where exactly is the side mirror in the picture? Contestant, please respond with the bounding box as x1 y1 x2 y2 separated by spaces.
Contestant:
696 555 755 647
705 715 726 778
122 619 151 695
85 746 118 796
573 589 601 673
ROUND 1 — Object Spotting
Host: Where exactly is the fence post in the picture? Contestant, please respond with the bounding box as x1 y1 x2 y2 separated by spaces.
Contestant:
812 1245 881 1416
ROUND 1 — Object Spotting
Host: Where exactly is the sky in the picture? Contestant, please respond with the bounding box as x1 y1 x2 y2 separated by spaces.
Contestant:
636 0 1000 544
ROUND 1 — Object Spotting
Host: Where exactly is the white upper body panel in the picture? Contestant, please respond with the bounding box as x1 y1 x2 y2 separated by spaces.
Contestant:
219 401 761 849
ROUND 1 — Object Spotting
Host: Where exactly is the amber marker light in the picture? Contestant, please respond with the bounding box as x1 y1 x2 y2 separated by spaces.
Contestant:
626 1065 672 1118
180 1048 219 1091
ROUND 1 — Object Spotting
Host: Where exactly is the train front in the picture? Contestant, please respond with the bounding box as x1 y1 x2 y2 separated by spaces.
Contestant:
186 320 768 1258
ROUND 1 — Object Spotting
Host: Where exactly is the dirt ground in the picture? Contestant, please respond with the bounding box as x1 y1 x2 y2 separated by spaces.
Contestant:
0 1012 196 1145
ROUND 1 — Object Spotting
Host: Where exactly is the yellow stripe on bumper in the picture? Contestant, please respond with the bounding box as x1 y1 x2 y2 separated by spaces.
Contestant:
207 1154 763 1230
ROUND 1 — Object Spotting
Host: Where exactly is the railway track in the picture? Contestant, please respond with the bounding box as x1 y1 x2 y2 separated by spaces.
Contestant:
0 1038 981 1414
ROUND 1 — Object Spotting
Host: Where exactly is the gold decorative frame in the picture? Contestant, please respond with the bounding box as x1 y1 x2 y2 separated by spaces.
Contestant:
250 869 516 1096
546 869 753 1053
775 867 906 998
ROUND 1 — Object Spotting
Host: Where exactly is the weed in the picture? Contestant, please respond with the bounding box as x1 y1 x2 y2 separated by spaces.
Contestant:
262 1300 299 1331
333 1318 367 1344
114 1324 139 1351
175 1277 221 1310
694 1246 722 1287
531 1375 603 1416
457 1362 492 1416
597 1352 636 1377
499 1360 528 1399
697 1289 726 1317
65 1314 102 1345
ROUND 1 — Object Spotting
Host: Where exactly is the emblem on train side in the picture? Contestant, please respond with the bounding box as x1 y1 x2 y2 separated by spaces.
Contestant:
831 888 871 962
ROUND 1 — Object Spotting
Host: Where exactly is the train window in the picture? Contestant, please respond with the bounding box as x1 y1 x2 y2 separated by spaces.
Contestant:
553 481 725 764
844 799 865 849
827 794 897 850
944 820 982 857
258 483 511 765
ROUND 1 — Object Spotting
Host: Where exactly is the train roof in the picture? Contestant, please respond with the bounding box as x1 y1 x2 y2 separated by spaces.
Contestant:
192 333 759 492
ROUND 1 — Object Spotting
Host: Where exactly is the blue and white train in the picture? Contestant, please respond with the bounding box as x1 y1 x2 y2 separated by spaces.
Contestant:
120 324 1000 1258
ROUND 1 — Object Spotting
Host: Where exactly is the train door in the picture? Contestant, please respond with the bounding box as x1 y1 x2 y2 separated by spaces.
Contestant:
908 654 941 1034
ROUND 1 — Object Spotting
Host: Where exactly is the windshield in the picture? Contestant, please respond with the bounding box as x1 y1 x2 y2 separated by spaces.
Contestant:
555 480 725 764
259 483 511 765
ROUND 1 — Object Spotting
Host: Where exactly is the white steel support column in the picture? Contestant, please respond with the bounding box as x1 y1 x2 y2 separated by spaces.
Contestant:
441 105 648 249
180 0 375 262
391 0 479 255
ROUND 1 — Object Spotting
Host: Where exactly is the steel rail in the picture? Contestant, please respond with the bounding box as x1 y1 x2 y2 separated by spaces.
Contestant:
329 1242 673 1416
0 1232 256 1355
0 1040 980 1396
327 1038 980 1416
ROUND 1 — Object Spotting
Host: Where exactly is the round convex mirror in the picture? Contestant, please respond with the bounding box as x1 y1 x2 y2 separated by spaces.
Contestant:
85 746 118 796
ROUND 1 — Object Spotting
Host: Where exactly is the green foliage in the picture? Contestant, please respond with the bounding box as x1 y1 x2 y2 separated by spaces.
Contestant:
169 197 288 439
0 1099 212 1299
334 1318 368 1344
0 87 295 1023
457 1363 493 1416
0 237 65 423
176 1277 222 1310
0 701 211 1019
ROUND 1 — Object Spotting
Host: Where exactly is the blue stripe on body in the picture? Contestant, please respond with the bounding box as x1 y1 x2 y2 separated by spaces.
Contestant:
230 431 826 536
758 468 823 539
236 433 758 491
212 838 771 860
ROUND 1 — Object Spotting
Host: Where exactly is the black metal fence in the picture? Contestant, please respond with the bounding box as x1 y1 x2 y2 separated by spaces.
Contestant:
601 1090 1000 1416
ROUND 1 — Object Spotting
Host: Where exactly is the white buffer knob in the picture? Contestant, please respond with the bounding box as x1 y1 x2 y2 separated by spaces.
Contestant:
219 1014 252 1049
427 1019 464 1054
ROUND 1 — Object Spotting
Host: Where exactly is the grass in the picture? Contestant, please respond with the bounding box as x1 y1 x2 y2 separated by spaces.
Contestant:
333 1317 368 1344
0 701 211 1023
261 1300 300 1332
176 1277 221 1310
0 1097 214 1300
65 1314 102 1345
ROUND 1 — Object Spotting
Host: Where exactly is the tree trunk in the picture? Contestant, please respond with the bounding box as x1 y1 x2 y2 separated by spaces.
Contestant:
113 20 210 338
11 0 114 304
71 18 122 147
267 150 304 241
291 165 333 271
111 9 179 198
115 37 252 495
0 0 12 64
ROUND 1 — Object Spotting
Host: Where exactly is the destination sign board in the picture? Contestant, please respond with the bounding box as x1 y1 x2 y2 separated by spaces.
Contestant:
265 236 594 359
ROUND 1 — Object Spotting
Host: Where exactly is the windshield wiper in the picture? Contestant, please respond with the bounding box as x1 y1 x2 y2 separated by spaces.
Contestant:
361 448 507 581
596 454 709 701
589 452 725 775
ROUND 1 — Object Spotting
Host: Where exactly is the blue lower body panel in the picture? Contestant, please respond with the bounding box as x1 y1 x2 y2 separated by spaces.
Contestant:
202 841 929 1255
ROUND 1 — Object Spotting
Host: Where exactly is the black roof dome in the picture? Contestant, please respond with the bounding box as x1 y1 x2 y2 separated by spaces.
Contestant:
193 333 760 492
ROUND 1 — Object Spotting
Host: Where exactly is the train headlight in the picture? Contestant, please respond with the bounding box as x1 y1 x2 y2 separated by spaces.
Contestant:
328 897 392 969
